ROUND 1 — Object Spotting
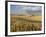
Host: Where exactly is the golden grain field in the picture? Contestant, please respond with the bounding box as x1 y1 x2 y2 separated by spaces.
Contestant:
10 16 42 32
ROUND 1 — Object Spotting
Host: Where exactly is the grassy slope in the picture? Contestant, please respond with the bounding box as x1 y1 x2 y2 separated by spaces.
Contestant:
11 16 42 21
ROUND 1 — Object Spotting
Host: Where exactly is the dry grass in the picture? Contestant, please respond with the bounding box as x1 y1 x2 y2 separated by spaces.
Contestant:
10 16 42 32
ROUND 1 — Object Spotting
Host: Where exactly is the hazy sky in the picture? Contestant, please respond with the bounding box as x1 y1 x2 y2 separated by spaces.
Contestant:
10 5 42 16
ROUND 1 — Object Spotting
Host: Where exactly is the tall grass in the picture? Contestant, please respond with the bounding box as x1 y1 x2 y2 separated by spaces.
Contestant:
10 16 42 32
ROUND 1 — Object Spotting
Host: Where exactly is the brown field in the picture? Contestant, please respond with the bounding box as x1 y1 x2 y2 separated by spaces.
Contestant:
10 16 42 32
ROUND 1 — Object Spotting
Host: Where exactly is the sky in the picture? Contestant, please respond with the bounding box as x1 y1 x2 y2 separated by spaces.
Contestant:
10 5 42 16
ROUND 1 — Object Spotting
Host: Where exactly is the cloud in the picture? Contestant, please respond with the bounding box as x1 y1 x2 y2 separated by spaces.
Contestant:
20 6 41 12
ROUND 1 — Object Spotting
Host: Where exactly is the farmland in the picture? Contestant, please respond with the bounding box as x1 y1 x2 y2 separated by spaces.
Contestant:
10 16 42 32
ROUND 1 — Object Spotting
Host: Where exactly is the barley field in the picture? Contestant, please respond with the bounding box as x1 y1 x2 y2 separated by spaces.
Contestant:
10 16 42 32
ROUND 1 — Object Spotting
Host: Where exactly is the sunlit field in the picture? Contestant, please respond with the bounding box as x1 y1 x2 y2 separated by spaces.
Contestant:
10 15 42 32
